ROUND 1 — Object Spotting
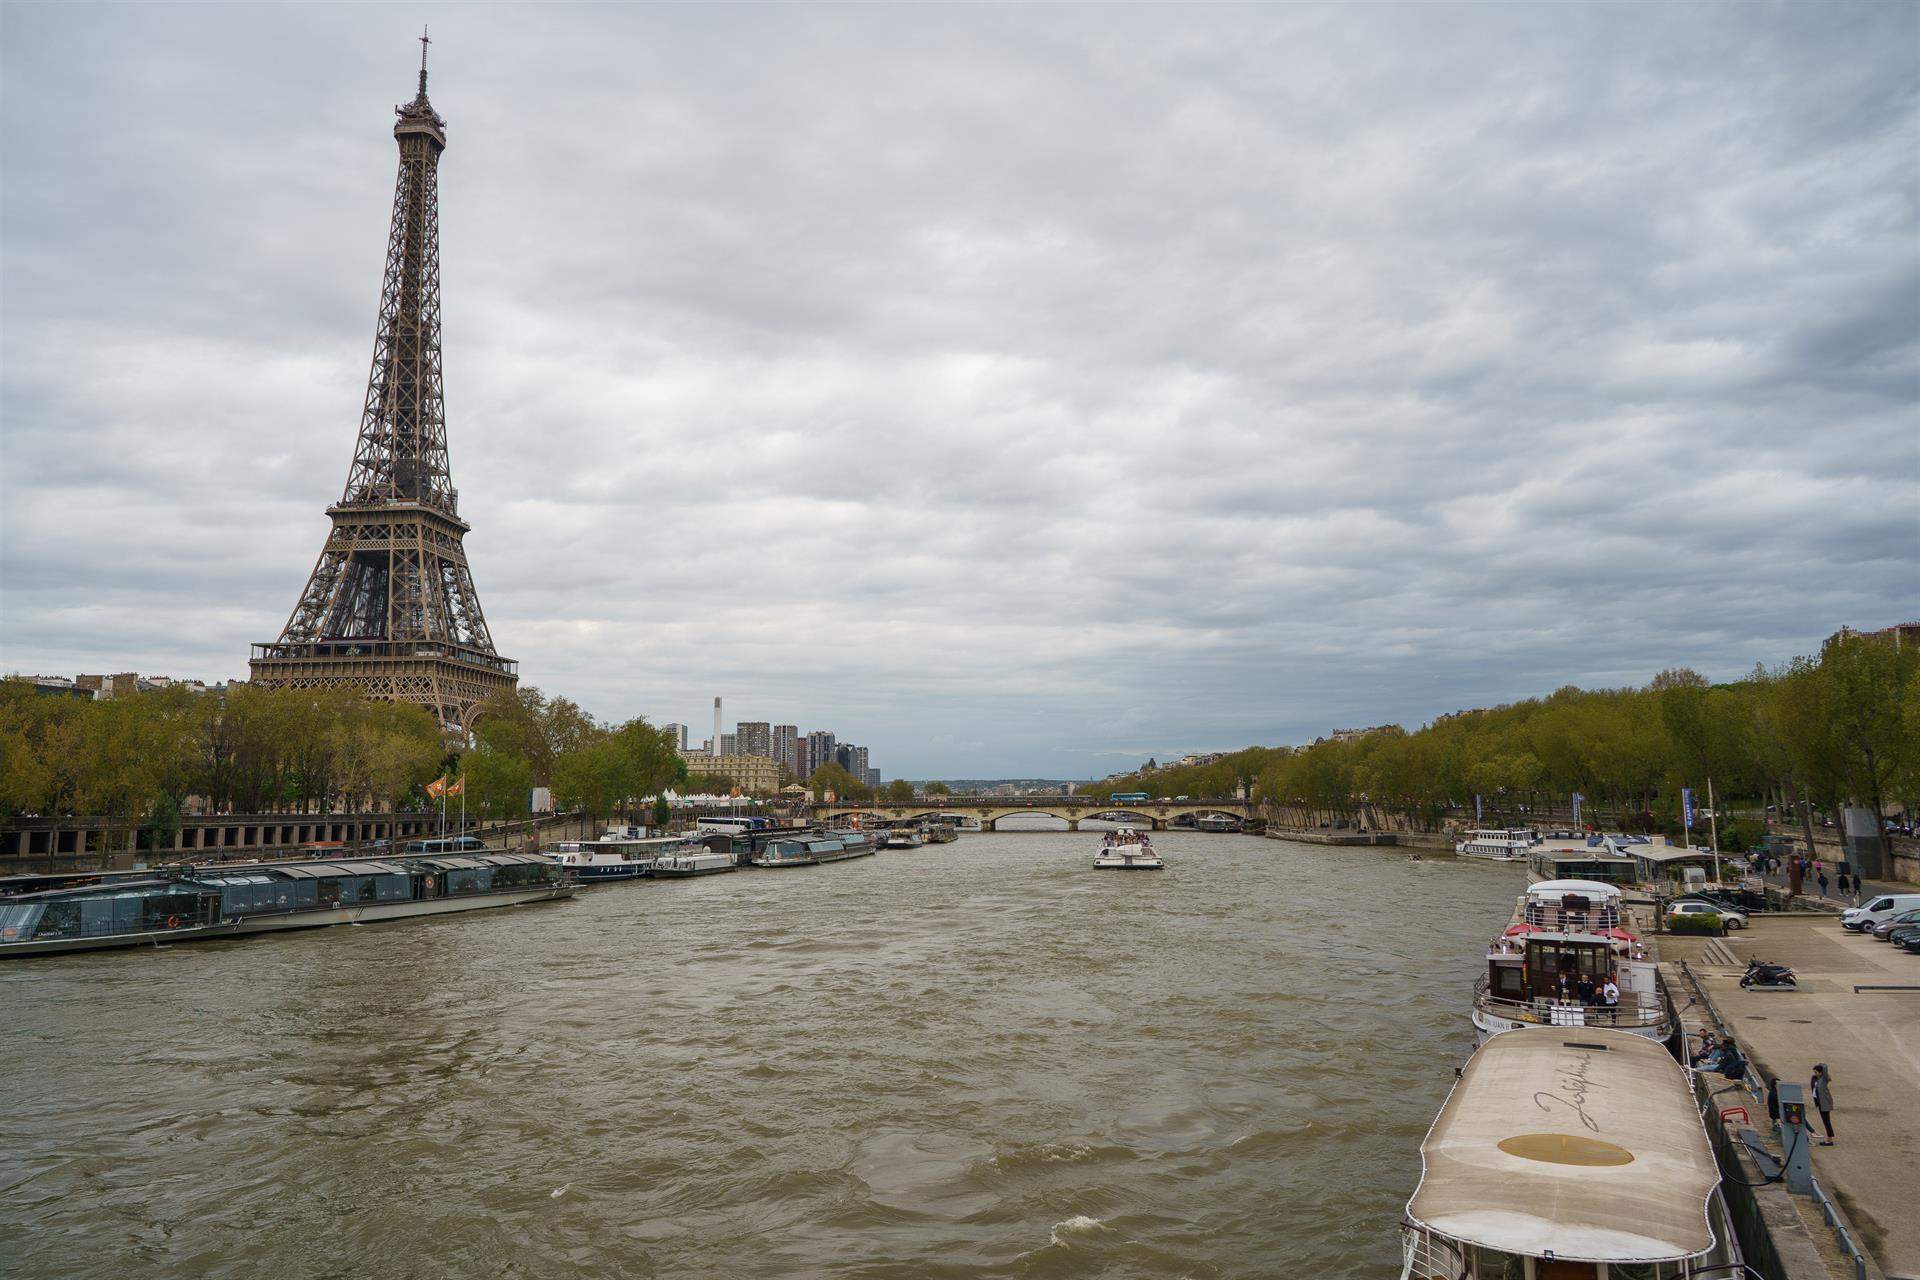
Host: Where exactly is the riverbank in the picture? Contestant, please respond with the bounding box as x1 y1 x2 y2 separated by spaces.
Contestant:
1663 917 1920 1278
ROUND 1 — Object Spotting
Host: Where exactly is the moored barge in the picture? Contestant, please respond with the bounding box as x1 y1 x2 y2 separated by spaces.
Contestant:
0 852 571 958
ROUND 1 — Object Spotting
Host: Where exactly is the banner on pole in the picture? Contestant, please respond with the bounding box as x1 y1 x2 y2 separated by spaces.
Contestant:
1475 794 1483 822
1682 787 1694 829
1572 792 1584 827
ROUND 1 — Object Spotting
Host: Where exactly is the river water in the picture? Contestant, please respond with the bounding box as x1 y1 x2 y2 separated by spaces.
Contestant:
0 830 1522 1279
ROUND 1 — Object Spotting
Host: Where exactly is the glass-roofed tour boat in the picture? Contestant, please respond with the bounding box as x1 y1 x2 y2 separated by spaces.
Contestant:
1400 1026 1741 1279
0 851 572 958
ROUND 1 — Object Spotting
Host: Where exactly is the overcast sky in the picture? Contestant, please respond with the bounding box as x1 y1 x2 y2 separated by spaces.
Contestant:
2 3 1915 778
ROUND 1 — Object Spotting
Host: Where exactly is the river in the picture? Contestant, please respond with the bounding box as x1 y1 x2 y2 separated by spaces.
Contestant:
0 829 1523 1278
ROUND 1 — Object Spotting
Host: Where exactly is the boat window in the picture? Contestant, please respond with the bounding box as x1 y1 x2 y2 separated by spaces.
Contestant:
36 901 82 939
375 874 409 901
0 902 47 942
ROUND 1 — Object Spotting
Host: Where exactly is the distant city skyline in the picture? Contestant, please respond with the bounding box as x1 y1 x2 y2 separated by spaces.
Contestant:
2 5 1915 777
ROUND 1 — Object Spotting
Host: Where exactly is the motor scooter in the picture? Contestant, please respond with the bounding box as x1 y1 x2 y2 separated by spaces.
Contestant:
1740 957 1797 990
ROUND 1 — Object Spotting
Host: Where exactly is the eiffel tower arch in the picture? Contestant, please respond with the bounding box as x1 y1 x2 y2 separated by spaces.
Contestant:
251 39 517 732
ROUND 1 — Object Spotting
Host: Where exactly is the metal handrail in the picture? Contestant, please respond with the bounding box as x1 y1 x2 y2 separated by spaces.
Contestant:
1473 978 1668 1027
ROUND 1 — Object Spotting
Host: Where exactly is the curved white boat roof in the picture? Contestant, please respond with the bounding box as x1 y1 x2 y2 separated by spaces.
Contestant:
1407 1027 1718 1263
1528 878 1624 899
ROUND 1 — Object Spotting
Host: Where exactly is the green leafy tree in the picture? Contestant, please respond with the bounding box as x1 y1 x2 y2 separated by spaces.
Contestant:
923 781 951 796
883 778 914 803
809 762 871 802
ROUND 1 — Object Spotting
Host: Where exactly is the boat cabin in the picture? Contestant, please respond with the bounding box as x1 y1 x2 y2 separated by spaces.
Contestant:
1528 841 1638 887
1482 882 1662 1031
1402 1027 1729 1279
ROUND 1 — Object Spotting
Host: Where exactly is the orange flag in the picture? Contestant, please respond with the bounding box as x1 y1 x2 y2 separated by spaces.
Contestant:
426 776 448 798
447 777 465 797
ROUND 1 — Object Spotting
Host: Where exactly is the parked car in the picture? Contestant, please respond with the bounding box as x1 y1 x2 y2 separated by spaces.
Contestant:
1870 908 1920 940
1899 932 1920 955
1886 922 1920 948
1841 893 1920 932
1667 900 1749 930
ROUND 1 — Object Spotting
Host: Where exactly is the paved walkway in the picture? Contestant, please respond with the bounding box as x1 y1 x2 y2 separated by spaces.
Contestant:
1680 915 1920 1277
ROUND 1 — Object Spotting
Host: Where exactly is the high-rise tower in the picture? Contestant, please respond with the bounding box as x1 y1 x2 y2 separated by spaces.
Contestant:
251 36 516 730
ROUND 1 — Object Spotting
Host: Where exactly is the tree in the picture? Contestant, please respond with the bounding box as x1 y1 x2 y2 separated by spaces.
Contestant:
924 780 951 796
652 795 671 830
464 743 533 820
883 778 914 803
809 762 871 802
1819 631 1918 848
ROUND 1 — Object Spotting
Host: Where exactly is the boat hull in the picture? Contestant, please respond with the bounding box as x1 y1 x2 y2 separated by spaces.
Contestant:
568 864 650 882
652 864 737 878
0 921 242 957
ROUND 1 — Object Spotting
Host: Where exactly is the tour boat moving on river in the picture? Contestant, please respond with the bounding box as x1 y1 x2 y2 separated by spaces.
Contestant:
1453 828 1537 861
1400 1027 1741 1279
923 824 958 845
0 852 572 958
883 827 924 849
650 839 738 878
1472 879 1672 1046
1094 827 1163 870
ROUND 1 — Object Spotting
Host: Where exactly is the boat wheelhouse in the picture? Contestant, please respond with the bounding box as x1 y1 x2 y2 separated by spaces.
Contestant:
1453 828 1537 861
1401 1027 1738 1279
547 836 657 882
1473 880 1671 1045
0 852 571 958
1094 827 1163 870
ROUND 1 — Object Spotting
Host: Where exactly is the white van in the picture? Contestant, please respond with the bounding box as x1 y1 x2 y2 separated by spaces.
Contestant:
1840 893 1920 932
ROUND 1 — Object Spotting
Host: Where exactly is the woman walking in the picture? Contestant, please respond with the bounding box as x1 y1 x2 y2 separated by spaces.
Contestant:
1811 1064 1836 1145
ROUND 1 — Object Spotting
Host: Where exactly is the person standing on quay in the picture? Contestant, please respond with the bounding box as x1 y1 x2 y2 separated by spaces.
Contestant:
1817 867 1831 898
1811 1064 1836 1145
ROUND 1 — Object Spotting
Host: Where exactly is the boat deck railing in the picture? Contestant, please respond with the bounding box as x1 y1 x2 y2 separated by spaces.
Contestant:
1472 978 1669 1029
1520 903 1624 931
1398 1224 1466 1280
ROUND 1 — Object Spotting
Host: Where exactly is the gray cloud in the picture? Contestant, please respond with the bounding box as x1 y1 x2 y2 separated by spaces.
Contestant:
3 2 1916 777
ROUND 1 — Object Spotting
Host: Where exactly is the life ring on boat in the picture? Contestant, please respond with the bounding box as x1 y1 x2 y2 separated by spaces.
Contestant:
165 915 180 929
0 926 17 941
423 876 436 891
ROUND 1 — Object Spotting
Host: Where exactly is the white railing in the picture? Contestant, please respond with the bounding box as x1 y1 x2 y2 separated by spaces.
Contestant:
1400 1226 1467 1280
1474 978 1668 1028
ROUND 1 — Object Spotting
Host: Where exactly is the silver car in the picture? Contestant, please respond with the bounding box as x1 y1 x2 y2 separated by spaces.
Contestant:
1667 900 1749 930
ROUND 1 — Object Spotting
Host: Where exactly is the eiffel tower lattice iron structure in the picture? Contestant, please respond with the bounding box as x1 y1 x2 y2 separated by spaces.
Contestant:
251 37 516 731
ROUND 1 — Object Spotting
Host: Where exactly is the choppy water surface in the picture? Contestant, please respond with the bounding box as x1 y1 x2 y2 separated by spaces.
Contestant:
0 831 1522 1278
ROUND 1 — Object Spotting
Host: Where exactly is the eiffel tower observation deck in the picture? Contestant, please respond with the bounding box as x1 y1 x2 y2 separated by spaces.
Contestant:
251 36 517 732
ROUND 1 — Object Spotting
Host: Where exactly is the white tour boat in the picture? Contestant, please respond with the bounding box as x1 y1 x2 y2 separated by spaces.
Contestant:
1472 879 1672 1046
546 836 656 883
1453 827 1537 861
1094 827 1163 870
650 838 738 879
882 827 924 849
1400 1027 1741 1280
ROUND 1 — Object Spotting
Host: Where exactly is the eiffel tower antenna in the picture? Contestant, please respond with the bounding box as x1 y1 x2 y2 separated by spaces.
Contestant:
251 45 516 733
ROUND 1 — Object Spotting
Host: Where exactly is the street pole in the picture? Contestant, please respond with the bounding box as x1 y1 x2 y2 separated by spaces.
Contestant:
1707 776 1721 884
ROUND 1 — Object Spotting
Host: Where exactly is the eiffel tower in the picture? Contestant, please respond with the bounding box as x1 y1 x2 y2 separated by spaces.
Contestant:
251 35 516 731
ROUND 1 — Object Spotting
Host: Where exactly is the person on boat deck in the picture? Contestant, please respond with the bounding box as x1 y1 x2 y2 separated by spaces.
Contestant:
1600 976 1620 1007
1575 973 1596 1003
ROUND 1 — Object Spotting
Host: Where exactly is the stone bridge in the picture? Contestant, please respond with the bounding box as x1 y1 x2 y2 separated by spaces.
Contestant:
815 797 1255 832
